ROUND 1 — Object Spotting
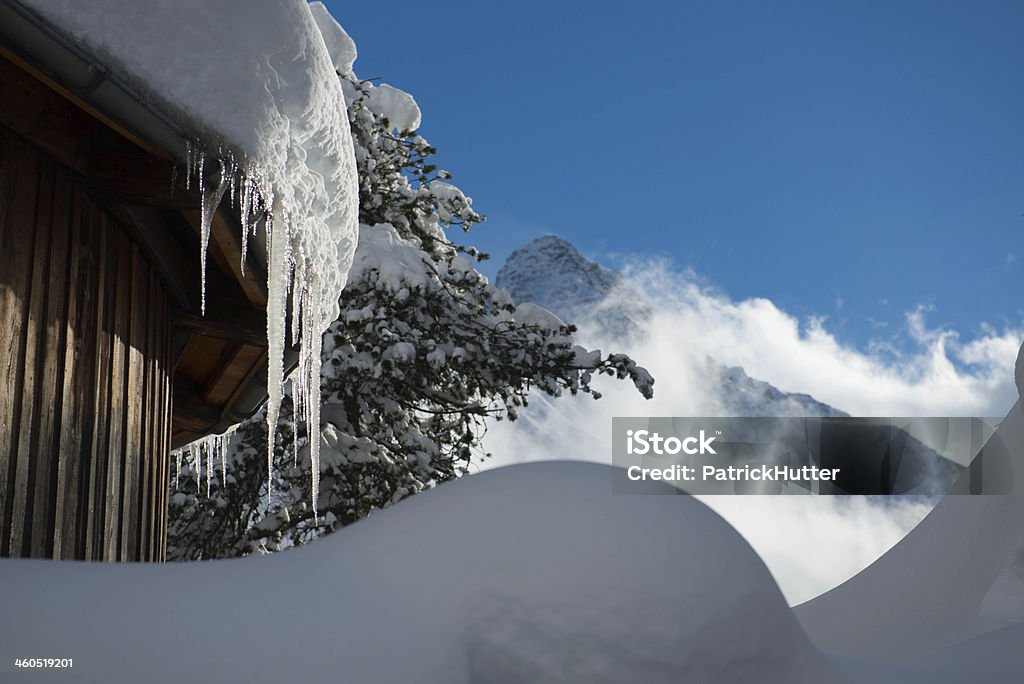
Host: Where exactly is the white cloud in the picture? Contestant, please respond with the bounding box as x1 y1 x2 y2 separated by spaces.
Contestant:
613 262 1020 417
480 258 1022 604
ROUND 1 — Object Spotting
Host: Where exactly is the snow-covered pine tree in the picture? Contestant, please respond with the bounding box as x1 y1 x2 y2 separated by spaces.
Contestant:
167 72 653 560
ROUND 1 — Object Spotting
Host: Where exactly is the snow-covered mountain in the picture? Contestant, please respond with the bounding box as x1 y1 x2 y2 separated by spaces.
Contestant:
496 235 845 418
496 235 651 341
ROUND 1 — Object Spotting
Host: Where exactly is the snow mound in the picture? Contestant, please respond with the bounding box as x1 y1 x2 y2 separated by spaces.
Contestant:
1 461 1022 680
796 401 1024 662
0 463 831 682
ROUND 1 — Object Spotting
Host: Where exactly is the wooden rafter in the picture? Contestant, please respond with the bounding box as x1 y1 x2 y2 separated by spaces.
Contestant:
181 207 268 309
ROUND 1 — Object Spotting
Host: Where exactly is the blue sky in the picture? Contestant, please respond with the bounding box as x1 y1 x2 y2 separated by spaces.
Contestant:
325 0 1023 351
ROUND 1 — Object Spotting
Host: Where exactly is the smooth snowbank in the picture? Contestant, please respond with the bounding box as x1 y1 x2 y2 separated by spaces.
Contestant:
796 401 1024 662
2 459 1024 681
0 463 831 683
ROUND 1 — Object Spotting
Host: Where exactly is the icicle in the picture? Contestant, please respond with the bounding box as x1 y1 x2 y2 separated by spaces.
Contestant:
220 433 228 488
307 287 322 520
264 210 291 509
172 429 235 498
206 438 213 497
184 141 194 191
179 141 347 521
290 266 303 348
192 446 201 493
197 150 205 198
290 378 299 467
239 178 251 276
198 161 229 316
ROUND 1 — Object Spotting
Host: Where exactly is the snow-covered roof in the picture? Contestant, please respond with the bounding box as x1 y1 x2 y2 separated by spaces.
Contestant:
309 1 356 76
21 0 358 320
18 0 361 508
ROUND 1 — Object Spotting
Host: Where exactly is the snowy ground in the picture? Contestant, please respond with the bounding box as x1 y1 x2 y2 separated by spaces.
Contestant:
2 454 1023 682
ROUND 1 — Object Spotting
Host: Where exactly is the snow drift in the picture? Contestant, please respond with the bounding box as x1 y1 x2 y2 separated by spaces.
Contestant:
3 457 1024 682
0 463 834 683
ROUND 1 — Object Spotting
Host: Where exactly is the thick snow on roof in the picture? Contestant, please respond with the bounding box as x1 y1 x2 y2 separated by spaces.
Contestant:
22 0 359 324
308 1 356 75
25 0 361 508
26 0 358 260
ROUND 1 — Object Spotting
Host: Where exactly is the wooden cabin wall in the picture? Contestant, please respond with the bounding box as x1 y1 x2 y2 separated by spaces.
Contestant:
0 124 172 562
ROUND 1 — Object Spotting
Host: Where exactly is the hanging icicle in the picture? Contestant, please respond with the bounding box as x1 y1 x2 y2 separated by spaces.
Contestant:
170 426 237 498
206 439 213 497
178 131 355 521
175 450 182 490
192 443 202 495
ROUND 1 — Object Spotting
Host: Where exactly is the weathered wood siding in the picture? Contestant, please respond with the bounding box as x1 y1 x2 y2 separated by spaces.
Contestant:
0 124 171 561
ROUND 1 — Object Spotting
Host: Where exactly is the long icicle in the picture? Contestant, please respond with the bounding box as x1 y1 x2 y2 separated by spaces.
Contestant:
264 208 291 510
198 160 229 316
182 141 334 521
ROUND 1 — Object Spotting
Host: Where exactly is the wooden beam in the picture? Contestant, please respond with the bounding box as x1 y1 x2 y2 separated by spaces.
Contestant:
181 207 268 308
171 373 220 429
172 402 222 433
173 331 201 371
0 46 168 160
82 135 192 208
202 344 266 406
172 309 267 348
222 347 267 420
0 51 96 174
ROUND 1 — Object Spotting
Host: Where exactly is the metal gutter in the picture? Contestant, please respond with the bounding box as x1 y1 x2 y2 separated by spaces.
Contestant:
0 0 188 161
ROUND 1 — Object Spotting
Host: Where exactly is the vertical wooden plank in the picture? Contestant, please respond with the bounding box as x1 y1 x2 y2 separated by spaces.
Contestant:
159 304 173 561
103 231 131 561
85 206 113 560
120 245 145 561
8 134 49 557
154 271 169 561
69 186 100 560
150 268 169 562
148 260 169 562
138 266 157 560
54 175 87 559
0 125 176 561
0 128 12 554
151 312 162 562
162 296 173 560
151 267 163 561
29 157 72 558
0 130 36 556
